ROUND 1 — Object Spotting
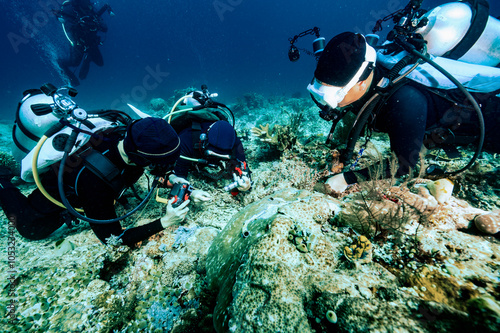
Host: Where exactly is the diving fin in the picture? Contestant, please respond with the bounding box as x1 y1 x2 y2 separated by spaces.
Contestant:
127 104 151 119
442 145 462 160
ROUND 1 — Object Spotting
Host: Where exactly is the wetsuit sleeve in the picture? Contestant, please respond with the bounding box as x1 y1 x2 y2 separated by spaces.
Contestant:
0 180 65 240
344 85 428 184
234 137 247 163
76 169 163 247
173 129 195 179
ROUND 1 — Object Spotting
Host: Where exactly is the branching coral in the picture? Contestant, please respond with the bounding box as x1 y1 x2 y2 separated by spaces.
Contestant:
338 180 434 240
251 123 297 151
0 151 20 176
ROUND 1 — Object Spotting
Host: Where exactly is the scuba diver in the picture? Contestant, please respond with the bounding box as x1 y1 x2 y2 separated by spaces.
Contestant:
166 87 252 199
0 114 190 247
54 0 114 86
307 1 500 192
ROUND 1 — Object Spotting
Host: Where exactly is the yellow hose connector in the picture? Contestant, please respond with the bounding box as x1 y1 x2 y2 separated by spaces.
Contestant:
32 135 85 212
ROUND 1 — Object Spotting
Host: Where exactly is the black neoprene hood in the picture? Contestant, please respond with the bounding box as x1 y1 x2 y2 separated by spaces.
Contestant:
314 32 368 86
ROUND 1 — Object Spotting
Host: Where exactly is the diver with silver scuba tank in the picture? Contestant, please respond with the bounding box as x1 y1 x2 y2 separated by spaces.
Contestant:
304 0 500 192
0 84 190 247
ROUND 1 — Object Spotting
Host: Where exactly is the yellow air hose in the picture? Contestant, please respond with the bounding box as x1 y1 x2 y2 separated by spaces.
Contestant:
163 95 192 123
163 95 203 163
32 135 85 212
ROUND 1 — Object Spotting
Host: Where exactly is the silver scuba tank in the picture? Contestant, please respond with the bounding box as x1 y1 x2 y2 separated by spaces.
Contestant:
415 1 500 66
12 91 64 163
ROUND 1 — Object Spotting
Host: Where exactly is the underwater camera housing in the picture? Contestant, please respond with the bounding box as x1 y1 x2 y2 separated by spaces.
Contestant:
288 27 324 62
168 183 194 208
288 45 300 62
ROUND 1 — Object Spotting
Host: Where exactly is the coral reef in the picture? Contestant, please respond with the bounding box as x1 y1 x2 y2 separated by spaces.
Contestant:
1 95 499 333
288 223 317 253
0 151 20 176
234 93 267 113
251 123 297 151
206 188 343 332
166 87 197 107
149 97 167 113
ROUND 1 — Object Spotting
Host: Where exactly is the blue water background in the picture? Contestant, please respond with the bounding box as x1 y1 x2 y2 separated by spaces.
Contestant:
0 0 499 120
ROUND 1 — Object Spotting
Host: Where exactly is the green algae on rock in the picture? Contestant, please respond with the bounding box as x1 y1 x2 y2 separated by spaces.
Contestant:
206 188 351 332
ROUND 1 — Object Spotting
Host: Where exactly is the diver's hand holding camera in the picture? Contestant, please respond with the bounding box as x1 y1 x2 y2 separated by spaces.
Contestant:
161 198 190 228
168 174 189 185
234 173 251 192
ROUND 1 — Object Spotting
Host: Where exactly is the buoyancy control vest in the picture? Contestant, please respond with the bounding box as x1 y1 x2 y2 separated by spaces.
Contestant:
165 87 240 180
165 88 235 134
13 85 132 182
377 48 500 95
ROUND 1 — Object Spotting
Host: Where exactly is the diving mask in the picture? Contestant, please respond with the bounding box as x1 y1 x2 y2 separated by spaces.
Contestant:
307 59 373 109
307 40 376 109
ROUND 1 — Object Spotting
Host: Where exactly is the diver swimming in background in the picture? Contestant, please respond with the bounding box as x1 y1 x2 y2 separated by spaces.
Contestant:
54 0 114 86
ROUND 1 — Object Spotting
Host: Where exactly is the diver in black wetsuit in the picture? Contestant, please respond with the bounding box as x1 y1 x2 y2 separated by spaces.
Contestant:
0 118 189 247
170 120 251 197
166 89 252 199
55 0 114 86
307 32 500 191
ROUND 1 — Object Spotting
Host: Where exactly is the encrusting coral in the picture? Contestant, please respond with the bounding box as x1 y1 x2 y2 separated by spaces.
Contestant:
344 235 373 265
149 97 167 112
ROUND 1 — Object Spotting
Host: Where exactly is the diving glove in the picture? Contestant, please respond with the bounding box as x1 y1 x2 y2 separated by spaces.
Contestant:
161 198 190 228
168 174 189 185
190 190 212 204
234 173 251 192
325 173 349 193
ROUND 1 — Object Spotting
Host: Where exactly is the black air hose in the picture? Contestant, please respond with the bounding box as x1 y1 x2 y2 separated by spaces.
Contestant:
406 48 485 175
388 55 417 81
57 129 159 224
